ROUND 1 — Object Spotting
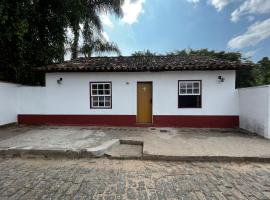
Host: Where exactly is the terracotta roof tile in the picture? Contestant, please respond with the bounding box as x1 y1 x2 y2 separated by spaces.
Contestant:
37 55 252 72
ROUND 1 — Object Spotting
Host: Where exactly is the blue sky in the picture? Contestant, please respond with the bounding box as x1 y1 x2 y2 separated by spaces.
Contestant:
99 0 270 62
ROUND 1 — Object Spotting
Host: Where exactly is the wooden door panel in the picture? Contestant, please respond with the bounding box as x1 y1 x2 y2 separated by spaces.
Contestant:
137 82 152 123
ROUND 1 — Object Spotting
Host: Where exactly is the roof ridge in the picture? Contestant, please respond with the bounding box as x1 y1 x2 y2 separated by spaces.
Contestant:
36 55 252 72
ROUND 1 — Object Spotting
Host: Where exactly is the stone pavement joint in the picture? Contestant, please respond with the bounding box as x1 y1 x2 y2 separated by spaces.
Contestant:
0 158 270 199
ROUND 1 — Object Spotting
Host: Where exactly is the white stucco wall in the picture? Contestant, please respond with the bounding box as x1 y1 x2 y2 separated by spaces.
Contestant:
238 85 270 139
18 70 238 116
0 82 18 125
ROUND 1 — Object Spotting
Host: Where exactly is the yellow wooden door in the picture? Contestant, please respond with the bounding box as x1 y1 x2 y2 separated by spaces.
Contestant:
137 82 152 124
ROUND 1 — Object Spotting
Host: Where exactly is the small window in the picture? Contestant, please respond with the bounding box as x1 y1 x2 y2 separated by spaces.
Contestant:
178 81 201 108
90 82 112 109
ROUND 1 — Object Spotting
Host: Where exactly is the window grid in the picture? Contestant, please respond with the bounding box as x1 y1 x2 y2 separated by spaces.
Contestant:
179 81 200 95
90 83 111 108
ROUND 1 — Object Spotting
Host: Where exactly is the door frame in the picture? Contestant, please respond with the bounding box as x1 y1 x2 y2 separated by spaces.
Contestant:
136 81 153 124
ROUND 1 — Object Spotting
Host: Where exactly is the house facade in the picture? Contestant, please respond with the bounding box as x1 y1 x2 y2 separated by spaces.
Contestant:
17 55 250 128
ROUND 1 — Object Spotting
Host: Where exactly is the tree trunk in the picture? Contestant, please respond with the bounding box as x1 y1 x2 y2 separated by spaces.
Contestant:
71 24 80 60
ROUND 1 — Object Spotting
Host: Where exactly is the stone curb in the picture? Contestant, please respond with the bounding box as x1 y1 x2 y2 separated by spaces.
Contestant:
119 139 143 145
141 154 270 162
1 138 270 162
0 148 81 159
0 139 120 159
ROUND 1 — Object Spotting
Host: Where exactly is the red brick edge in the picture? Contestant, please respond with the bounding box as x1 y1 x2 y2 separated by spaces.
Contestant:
17 115 239 128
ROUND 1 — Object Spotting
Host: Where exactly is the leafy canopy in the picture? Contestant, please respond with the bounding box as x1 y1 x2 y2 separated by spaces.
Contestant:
131 48 270 88
0 0 123 85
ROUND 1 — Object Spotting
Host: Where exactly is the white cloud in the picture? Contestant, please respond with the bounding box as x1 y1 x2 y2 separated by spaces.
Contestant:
228 18 270 49
186 0 230 11
231 0 270 22
208 0 230 11
101 14 113 28
122 0 145 24
244 49 258 58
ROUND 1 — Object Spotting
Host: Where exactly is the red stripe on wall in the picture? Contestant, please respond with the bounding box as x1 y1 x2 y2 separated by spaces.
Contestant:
17 115 136 126
153 115 239 128
18 115 239 128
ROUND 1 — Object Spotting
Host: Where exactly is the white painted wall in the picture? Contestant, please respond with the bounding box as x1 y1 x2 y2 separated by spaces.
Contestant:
18 71 238 116
238 85 270 139
0 82 18 125
18 86 46 114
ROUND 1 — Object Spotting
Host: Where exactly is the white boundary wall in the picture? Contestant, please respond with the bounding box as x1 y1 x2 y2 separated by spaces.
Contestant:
238 85 270 139
0 82 18 125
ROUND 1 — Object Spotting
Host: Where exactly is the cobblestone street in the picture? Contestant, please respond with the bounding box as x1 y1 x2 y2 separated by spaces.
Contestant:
0 158 270 200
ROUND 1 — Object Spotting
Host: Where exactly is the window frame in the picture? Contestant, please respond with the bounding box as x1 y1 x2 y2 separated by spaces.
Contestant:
178 80 202 109
90 81 112 109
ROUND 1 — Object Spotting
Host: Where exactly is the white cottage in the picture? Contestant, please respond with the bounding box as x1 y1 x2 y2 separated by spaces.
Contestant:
18 55 250 128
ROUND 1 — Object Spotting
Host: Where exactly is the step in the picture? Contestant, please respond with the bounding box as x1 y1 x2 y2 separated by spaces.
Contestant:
105 144 143 159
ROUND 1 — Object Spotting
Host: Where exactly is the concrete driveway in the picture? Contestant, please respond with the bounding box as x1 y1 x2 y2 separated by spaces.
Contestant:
0 125 270 160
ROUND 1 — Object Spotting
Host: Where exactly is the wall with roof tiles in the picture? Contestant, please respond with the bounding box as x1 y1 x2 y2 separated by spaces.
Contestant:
18 71 239 116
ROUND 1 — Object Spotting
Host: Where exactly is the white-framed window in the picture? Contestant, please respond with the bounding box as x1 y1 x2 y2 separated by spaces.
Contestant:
90 82 112 109
179 81 200 95
178 80 201 108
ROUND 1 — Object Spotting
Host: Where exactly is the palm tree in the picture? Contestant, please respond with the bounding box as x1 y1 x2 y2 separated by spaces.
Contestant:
69 0 124 59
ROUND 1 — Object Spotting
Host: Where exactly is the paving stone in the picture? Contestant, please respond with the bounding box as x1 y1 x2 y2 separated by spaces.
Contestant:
0 158 270 199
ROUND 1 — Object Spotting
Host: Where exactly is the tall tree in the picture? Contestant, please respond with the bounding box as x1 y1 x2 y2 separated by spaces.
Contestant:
131 50 157 56
250 57 270 86
0 0 69 85
81 25 120 57
69 0 124 59
0 0 123 85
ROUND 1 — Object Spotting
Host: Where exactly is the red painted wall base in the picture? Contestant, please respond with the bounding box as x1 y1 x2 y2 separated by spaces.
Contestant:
18 114 239 128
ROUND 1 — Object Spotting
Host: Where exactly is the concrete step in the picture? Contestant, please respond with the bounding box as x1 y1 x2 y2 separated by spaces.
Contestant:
105 144 143 159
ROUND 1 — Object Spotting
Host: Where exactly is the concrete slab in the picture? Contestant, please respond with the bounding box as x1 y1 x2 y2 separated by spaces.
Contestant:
142 128 270 160
0 125 143 150
0 125 270 161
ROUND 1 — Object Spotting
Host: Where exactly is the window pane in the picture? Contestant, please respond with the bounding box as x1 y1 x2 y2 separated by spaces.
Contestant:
187 89 192 94
99 101 104 107
98 90 104 95
93 102 98 107
180 89 186 94
104 90 110 95
193 88 199 94
92 84 97 89
92 96 98 101
99 96 104 101
104 84 110 89
105 102 110 107
105 96 111 101
193 82 199 88
178 95 201 108
187 83 192 89
98 84 103 89
180 83 186 89
92 90 97 95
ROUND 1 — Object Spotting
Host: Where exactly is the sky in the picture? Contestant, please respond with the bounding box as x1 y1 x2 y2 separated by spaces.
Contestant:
99 0 270 62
